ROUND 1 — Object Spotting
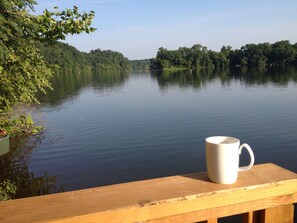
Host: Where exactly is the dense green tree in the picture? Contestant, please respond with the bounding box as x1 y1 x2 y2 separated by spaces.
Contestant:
151 41 297 70
207 46 231 68
37 42 130 74
0 0 95 111
241 43 269 66
37 42 92 74
152 45 217 70
0 0 95 137
271 41 296 65
294 43 297 65
88 49 130 71
130 59 151 70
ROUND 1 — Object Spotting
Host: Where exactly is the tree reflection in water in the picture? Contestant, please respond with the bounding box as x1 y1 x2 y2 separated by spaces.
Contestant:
0 134 63 199
151 66 297 90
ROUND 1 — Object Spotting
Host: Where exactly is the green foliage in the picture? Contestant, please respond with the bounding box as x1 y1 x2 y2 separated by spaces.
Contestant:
37 42 130 73
35 6 95 42
151 45 228 70
0 180 17 201
0 39 53 110
130 59 151 70
88 49 130 71
37 42 92 74
151 41 297 70
0 0 95 135
0 110 43 136
0 0 95 111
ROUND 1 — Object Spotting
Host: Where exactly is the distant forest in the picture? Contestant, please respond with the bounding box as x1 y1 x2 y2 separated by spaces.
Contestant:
38 40 297 73
38 42 131 73
150 41 297 70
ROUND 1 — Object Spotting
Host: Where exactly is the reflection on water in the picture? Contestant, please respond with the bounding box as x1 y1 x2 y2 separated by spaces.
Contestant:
1 66 297 199
38 70 128 106
39 66 297 107
152 66 297 90
0 135 63 199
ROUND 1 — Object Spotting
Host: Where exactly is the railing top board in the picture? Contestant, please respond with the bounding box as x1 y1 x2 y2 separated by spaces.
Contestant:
0 163 297 223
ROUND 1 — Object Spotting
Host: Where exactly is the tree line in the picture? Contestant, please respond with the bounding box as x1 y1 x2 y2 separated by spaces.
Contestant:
38 42 130 74
40 43 153 72
39 40 297 74
150 41 297 70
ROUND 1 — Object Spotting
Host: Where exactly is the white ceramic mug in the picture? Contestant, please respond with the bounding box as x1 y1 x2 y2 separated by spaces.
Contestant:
205 136 255 184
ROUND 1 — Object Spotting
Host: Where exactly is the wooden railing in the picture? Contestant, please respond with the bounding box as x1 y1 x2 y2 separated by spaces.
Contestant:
0 163 297 223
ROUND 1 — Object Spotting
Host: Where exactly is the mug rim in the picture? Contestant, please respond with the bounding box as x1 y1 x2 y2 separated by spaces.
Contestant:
205 136 239 145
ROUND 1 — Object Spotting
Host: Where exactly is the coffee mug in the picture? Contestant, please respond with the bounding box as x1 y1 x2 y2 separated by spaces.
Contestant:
205 136 255 184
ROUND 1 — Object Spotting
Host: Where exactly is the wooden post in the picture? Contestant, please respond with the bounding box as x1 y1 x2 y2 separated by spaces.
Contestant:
243 211 259 223
259 204 294 223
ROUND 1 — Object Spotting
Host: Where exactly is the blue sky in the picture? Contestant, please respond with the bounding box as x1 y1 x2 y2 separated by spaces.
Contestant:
35 0 297 60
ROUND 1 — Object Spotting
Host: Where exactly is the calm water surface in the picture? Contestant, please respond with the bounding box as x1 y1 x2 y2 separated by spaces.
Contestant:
1 67 297 198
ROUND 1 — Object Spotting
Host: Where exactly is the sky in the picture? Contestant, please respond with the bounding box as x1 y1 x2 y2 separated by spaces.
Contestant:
34 0 297 60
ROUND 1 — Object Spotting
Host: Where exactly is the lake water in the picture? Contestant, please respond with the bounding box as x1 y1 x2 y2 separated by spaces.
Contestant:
1 66 297 199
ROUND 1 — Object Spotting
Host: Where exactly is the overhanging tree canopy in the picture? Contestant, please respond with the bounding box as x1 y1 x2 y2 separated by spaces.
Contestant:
0 0 95 110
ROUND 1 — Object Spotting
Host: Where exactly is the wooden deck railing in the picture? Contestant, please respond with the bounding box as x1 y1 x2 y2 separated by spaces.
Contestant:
0 163 297 223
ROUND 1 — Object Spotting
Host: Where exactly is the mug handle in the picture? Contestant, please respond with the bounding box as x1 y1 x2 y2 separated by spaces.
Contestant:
238 143 255 172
